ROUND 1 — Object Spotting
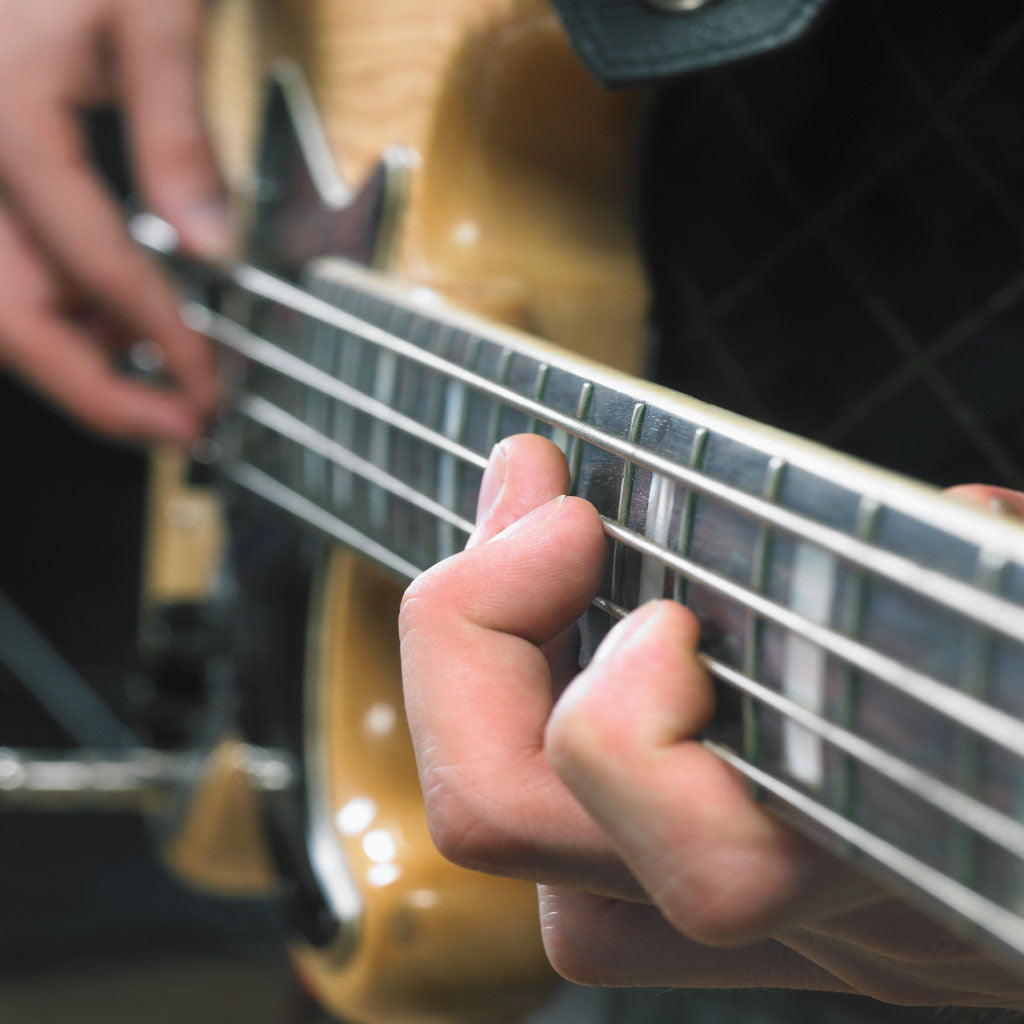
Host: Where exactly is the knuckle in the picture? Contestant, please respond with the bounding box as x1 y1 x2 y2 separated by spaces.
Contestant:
145 130 211 180
73 399 135 440
542 928 606 987
80 245 144 298
538 897 614 987
421 774 516 872
399 561 457 640
545 685 625 779
656 871 765 949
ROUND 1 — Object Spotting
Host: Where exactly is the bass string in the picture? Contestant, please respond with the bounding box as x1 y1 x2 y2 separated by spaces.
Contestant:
595 599 1024 862
228 356 1024 787
200 262 1024 650
232 466 1024 967
197 293 1024 753
214 309 1024 948
226 442 1024 872
189 279 1024 764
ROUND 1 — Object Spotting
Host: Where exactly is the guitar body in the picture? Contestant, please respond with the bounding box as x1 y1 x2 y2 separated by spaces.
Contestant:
154 2 649 1021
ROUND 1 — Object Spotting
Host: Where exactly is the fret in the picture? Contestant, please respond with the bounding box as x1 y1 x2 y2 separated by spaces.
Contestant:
567 382 594 496
743 456 786 779
610 403 646 608
836 497 880 829
456 339 488 523
436 331 476 562
367 304 403 535
301 301 334 503
954 549 1006 888
527 363 551 437
485 349 515 454
672 427 710 607
325 280 361 512
420 318 452 569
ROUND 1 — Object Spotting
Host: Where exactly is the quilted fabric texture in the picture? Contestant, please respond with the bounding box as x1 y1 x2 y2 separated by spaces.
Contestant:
646 0 1024 490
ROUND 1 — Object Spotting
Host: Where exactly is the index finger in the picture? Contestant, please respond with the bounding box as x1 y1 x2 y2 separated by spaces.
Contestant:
0 99 216 414
399 435 637 895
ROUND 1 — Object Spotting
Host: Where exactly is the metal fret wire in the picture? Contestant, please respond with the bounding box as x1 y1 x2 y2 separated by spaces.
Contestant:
743 456 786 771
201 293 1024 756
837 498 880 831
208 265 1024 649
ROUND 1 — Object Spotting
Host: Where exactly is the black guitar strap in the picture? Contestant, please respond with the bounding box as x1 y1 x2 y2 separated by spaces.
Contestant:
547 0 831 86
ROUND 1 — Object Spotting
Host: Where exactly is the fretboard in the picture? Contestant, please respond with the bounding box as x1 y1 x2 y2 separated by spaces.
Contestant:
190 254 1024 970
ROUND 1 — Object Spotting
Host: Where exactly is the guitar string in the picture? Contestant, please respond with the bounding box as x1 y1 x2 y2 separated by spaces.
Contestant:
198 263 1024 650
229 372 1024 820
226 449 1024 872
199 293 1024 945
593 593 1024 861
131 225 1024 953
199 299 1024 755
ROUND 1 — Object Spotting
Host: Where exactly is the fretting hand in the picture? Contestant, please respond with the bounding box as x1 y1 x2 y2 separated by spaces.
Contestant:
399 433 1024 1007
0 0 222 443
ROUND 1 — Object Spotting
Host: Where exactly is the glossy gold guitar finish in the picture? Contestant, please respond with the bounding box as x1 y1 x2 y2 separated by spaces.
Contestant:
158 2 651 1020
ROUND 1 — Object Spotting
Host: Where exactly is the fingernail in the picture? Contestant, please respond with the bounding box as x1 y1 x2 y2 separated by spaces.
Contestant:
183 198 233 261
990 496 1024 521
466 444 508 548
477 443 507 520
589 601 664 668
489 495 566 545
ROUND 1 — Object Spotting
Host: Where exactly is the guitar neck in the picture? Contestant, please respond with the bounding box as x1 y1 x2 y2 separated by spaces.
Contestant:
191 252 1024 968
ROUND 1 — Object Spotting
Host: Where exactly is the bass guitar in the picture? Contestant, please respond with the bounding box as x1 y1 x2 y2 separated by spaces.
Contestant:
131 0 1024 1021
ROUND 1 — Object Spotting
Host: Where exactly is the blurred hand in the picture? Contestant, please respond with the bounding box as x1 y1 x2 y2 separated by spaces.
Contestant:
400 434 1024 1007
0 0 224 443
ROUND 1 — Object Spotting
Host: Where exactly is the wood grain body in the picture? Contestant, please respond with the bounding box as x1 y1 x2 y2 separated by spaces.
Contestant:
206 0 649 369
166 3 652 1020
293 552 554 1023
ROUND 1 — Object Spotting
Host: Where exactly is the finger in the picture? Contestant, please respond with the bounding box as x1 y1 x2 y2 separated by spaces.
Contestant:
0 203 198 443
0 95 217 415
3 309 201 444
537 886 845 992
784 907 1024 1007
945 484 1024 521
546 601 868 946
465 434 571 548
116 0 232 260
400 435 638 894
